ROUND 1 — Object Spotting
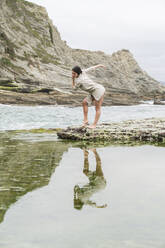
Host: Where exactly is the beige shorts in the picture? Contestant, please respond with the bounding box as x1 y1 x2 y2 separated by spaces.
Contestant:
86 86 105 106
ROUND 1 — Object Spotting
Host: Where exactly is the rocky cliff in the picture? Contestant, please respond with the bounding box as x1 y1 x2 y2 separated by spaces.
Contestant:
0 0 165 105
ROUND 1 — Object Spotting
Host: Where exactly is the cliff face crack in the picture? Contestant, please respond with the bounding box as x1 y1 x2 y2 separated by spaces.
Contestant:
48 24 54 45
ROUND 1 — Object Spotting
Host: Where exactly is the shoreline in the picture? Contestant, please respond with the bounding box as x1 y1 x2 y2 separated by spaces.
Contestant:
0 95 156 107
0 89 163 107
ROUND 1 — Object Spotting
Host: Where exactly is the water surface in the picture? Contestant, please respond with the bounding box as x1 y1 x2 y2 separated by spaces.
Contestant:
0 104 165 247
0 103 165 131
0 132 165 248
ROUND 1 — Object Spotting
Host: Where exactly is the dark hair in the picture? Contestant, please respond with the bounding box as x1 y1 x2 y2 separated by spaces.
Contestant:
72 66 82 75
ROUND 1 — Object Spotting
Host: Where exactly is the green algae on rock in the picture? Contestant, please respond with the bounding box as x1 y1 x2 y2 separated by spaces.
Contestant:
57 118 165 143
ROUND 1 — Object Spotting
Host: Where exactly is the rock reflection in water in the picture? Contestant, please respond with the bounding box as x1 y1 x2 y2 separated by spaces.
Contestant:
74 148 107 210
0 133 69 224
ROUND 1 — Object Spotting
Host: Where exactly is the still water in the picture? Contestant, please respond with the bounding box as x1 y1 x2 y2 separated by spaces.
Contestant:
0 104 165 248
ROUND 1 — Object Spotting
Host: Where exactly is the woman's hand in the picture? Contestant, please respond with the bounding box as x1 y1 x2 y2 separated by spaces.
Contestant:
98 64 106 68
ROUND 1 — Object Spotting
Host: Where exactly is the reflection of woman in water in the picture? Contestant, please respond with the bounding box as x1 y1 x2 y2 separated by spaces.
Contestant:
74 148 107 210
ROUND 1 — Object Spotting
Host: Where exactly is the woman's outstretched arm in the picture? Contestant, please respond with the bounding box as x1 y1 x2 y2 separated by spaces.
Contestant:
84 64 106 72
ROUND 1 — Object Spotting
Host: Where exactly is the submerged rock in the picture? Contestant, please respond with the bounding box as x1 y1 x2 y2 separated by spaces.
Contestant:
154 99 165 105
57 118 165 143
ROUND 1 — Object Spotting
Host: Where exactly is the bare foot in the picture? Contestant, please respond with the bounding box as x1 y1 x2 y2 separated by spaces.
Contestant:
88 124 96 129
82 121 89 127
96 204 107 208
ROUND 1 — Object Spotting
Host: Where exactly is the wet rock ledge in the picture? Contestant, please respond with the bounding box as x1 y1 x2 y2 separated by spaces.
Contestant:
57 118 165 143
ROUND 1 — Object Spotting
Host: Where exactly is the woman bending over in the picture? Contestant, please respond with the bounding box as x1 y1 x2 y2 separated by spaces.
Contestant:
72 64 106 129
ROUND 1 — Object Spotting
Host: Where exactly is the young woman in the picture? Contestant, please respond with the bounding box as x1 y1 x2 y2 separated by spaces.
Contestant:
72 64 106 129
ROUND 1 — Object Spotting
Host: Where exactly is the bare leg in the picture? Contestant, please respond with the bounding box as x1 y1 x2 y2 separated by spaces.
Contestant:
82 98 89 125
88 95 104 129
83 149 89 176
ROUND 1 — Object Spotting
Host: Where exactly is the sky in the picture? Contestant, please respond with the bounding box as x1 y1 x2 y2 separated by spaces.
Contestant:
30 0 165 82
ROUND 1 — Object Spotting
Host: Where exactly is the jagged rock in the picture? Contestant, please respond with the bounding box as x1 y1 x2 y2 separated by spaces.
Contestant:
0 0 165 105
57 118 165 143
154 99 165 105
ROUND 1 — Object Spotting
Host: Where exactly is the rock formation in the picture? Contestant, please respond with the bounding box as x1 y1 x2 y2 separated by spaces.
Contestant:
57 118 165 143
0 0 165 105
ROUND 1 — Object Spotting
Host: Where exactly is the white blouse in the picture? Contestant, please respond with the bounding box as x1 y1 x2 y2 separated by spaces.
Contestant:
74 65 103 93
